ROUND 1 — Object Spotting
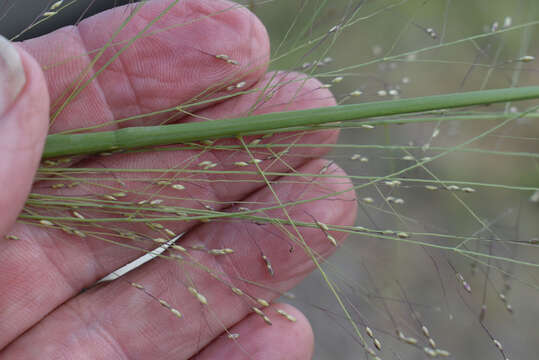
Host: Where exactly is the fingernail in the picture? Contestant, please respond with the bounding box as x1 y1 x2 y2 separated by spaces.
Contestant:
0 35 26 116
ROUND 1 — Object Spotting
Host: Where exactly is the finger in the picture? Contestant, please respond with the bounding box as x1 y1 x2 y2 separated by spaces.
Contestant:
21 0 270 133
0 36 49 237
1 159 357 359
0 73 337 348
194 304 313 360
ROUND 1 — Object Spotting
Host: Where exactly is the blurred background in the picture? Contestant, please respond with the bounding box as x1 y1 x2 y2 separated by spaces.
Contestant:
2 1 537 359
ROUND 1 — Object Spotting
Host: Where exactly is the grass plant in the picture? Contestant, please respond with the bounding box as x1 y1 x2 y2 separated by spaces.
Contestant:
1 0 538 358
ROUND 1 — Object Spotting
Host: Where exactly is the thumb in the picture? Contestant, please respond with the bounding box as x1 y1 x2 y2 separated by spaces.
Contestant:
0 35 49 238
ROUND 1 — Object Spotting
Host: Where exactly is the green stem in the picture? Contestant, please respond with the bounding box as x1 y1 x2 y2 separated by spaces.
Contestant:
43 86 539 159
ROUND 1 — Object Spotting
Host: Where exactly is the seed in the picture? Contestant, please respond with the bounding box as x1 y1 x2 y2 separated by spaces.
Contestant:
435 349 451 357
43 160 57 166
5 234 19 240
262 315 272 325
428 338 437 349
73 230 86 238
397 232 409 239
424 347 437 357
518 55 535 62
159 299 171 308
72 211 85 220
366 347 376 356
384 180 400 187
332 76 343 83
228 333 239 339
131 282 144 289
402 155 415 161
153 238 167 244
461 187 476 193
425 185 438 191
103 195 117 201
350 154 362 160
257 298 270 307
234 161 249 167
40 220 54 226
50 1 64 10
231 287 244 296
374 338 382 351
252 307 264 316
43 11 58 17
316 221 329 231
446 185 460 191
188 287 208 305
329 25 340 32
150 199 163 205
421 325 430 338
172 244 187 252
404 336 418 345
164 228 176 237
113 192 127 197
172 184 185 190
365 327 374 338
363 197 374 204
276 309 297 322
262 255 274 276
198 161 212 167
493 339 503 351
426 27 437 39
350 90 363 96
170 308 182 318
361 124 374 129
327 235 338 247
236 81 246 89
209 248 234 256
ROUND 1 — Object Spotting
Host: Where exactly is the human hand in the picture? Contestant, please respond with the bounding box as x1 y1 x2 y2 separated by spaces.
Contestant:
0 1 356 359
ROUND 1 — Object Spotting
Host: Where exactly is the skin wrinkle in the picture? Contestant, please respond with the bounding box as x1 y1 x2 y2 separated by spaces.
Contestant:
51 301 129 360
22 26 116 133
75 0 269 126
74 24 118 130
21 1 270 133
